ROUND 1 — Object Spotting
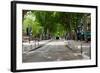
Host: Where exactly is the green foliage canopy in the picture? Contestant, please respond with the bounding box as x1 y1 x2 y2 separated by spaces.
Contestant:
23 10 88 38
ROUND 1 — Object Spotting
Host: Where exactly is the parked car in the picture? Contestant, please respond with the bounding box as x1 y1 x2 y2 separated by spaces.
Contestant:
77 31 91 42
56 36 59 40
84 31 91 42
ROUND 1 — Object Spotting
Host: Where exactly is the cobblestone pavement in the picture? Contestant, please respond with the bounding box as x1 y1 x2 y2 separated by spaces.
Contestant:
22 40 90 63
65 40 91 59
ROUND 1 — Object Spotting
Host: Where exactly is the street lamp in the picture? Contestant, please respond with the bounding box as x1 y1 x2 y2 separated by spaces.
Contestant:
77 23 83 55
28 25 32 43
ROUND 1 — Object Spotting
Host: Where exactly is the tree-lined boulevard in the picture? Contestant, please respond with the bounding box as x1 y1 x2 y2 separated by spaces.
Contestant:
22 10 91 63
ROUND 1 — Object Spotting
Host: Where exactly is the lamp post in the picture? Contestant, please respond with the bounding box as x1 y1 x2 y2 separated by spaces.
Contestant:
27 24 32 43
77 23 83 55
80 23 83 55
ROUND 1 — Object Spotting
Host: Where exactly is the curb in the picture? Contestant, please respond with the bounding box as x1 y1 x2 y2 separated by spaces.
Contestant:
29 40 52 52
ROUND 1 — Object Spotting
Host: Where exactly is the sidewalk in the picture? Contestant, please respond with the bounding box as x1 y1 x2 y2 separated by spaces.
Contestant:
22 40 51 53
65 40 91 59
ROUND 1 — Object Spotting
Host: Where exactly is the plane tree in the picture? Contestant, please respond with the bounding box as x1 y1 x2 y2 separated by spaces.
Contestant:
23 10 88 40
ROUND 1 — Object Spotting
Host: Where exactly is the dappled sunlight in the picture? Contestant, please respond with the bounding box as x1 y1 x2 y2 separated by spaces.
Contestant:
22 10 91 63
46 40 66 45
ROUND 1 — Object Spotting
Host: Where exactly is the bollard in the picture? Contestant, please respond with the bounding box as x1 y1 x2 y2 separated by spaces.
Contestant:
81 43 82 55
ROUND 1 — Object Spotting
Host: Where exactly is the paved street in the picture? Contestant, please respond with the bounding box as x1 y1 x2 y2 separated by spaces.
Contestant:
22 40 90 63
66 40 91 59
22 40 51 53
